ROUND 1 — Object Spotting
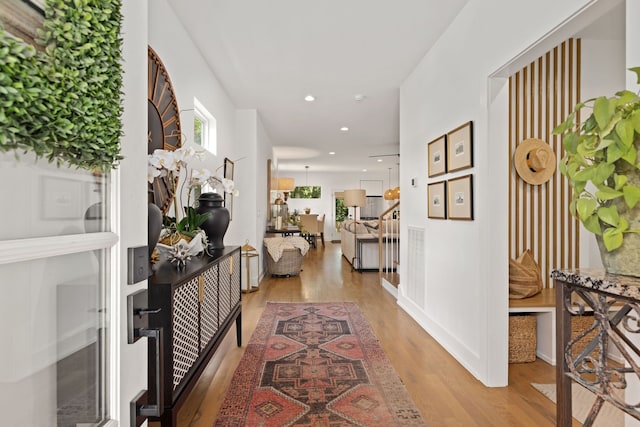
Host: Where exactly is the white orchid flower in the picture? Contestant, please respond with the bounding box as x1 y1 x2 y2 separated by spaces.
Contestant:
147 164 162 183
221 178 235 193
190 168 212 186
148 153 162 169
153 149 180 172
174 146 196 163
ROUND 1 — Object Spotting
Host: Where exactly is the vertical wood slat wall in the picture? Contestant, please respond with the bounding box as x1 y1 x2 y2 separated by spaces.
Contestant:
508 39 581 288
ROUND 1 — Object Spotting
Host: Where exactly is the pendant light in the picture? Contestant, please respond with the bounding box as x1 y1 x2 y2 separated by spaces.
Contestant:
384 167 395 200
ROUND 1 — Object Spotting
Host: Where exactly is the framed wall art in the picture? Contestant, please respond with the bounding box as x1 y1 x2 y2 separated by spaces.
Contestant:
447 121 473 172
224 157 234 220
427 135 447 177
427 181 447 219
447 174 473 220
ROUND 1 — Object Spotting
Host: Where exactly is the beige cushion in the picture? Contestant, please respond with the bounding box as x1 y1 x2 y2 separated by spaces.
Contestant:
343 220 369 234
509 250 543 299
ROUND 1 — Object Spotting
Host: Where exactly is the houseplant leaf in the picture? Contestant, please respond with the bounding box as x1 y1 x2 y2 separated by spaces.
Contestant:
576 198 597 220
623 184 640 208
615 119 635 148
593 96 613 131
614 174 628 190
583 213 602 236
630 67 640 84
595 186 623 201
631 110 640 133
602 227 624 251
597 205 620 227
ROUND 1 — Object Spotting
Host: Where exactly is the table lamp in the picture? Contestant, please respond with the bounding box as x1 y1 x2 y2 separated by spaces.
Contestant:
343 189 366 271
277 177 295 202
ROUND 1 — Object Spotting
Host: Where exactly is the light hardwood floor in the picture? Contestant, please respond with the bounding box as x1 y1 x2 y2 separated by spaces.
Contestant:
172 242 577 426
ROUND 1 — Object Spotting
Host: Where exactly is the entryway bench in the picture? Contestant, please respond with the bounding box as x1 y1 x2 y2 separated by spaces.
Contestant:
509 288 557 365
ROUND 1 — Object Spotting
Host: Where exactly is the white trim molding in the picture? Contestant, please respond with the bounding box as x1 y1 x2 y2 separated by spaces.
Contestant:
0 232 119 265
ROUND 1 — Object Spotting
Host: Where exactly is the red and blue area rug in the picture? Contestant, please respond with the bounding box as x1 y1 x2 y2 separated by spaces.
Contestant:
214 302 426 426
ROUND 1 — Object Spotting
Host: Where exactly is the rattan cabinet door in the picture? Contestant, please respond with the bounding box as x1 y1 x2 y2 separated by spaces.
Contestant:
200 265 219 350
218 255 232 321
229 250 241 306
171 277 200 392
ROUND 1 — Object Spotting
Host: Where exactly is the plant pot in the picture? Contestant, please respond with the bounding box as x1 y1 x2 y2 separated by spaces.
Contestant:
596 156 640 277
196 192 230 250
596 234 640 277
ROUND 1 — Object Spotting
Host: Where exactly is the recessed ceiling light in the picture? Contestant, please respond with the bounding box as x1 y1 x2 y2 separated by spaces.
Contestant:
354 94 365 102
362 169 367 172
340 126 349 132
304 95 315 102
377 159 383 162
329 151 336 155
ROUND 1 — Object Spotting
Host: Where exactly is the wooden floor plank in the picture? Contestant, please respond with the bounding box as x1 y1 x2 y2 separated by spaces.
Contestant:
154 242 571 426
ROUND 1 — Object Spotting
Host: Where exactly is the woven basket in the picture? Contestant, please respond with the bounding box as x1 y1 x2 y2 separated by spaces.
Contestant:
266 247 303 277
571 315 599 358
509 315 537 363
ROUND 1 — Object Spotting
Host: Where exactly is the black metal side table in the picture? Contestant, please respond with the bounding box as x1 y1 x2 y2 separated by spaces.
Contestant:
552 269 640 426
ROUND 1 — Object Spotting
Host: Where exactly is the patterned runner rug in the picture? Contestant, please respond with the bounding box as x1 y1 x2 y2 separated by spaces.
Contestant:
215 302 426 426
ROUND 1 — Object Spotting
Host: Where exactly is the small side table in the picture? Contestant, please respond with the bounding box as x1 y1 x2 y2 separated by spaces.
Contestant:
552 269 640 426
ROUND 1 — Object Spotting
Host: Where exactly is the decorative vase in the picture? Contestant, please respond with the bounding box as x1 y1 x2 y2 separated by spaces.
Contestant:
597 234 640 277
148 202 163 259
196 192 230 250
596 159 640 277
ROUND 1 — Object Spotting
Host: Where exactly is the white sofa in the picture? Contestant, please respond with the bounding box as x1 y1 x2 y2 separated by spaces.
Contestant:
340 220 399 271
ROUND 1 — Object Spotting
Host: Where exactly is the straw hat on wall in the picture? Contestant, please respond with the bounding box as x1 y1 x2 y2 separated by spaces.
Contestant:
513 138 557 185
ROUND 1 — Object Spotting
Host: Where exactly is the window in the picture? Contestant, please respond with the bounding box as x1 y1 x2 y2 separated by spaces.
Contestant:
0 151 116 425
193 97 216 155
290 186 321 199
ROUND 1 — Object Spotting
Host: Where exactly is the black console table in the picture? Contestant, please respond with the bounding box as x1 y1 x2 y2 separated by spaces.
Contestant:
552 269 640 426
148 246 241 426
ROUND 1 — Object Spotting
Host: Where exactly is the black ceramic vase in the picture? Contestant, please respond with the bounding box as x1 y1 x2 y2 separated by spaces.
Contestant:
148 202 163 258
196 192 230 250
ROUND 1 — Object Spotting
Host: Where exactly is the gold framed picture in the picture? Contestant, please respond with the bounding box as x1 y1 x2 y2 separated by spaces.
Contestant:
447 174 473 220
427 135 447 177
447 121 473 172
427 181 447 219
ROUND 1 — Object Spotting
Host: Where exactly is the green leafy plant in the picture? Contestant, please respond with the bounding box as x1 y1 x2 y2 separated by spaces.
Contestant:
0 0 123 171
553 67 640 251
288 209 302 227
175 207 210 238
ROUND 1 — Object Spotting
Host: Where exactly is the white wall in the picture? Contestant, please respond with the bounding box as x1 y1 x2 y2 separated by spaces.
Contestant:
398 0 620 386
234 109 274 253
150 0 272 252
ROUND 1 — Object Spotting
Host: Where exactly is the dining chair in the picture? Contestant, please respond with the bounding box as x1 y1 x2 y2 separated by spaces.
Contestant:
316 213 325 247
298 214 318 247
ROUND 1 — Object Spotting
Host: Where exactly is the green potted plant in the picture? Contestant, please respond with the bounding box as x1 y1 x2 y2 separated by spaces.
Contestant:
554 67 640 276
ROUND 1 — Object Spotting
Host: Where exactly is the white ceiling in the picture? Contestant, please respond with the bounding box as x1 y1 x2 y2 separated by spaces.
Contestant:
170 0 469 173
